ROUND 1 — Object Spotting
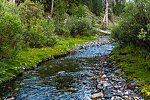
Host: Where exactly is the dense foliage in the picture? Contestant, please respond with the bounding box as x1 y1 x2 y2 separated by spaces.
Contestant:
0 1 23 59
111 0 150 47
0 0 100 59
55 4 97 36
18 0 57 48
111 0 150 97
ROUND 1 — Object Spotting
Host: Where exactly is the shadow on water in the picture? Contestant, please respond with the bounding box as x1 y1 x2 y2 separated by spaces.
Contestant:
0 44 115 100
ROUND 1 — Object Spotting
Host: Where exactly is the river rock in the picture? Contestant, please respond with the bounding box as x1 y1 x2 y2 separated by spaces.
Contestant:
116 90 123 97
124 90 130 95
114 85 122 89
104 93 113 99
85 96 91 100
97 84 103 90
91 92 104 99
57 71 65 75
101 74 107 78
69 87 77 91
133 96 139 100
114 69 122 75
6 97 15 100
115 96 122 100
111 96 115 100
127 81 139 90
101 74 107 80
123 96 130 100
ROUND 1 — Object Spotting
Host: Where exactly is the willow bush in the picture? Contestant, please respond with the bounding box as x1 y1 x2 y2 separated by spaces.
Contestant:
0 1 23 59
111 0 150 47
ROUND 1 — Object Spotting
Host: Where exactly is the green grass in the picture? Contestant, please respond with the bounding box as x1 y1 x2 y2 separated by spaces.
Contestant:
110 44 150 97
0 36 96 84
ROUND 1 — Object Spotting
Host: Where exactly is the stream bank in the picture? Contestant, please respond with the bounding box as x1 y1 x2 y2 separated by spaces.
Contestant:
110 44 150 98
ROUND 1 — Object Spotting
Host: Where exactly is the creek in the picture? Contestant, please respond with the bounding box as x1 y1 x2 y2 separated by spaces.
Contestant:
0 39 144 100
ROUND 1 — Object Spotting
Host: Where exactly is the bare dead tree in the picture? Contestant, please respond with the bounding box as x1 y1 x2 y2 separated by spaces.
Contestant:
50 0 54 17
103 0 109 28
9 0 15 4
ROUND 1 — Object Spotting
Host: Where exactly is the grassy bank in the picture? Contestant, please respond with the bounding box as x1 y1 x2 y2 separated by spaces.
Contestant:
0 36 96 85
110 44 150 97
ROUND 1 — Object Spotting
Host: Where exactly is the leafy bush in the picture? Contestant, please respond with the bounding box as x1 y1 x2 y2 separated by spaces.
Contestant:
0 3 23 59
54 5 98 37
55 16 95 37
111 0 150 47
18 0 57 48
54 14 71 36
68 17 93 37
19 0 44 22
72 5 92 18
23 18 57 48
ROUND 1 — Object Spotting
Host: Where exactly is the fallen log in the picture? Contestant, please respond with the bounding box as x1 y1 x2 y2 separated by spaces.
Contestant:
98 29 111 34
95 28 111 34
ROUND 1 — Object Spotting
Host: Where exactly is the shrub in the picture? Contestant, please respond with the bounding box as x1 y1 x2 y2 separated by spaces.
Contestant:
55 16 95 37
54 5 98 37
18 0 57 48
0 8 23 59
23 18 57 48
68 17 93 37
111 0 150 47
72 5 92 18
54 14 71 36
18 0 44 22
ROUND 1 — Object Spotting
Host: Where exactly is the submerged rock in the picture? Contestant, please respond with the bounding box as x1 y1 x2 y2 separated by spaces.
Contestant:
69 87 77 91
57 71 66 75
104 93 113 99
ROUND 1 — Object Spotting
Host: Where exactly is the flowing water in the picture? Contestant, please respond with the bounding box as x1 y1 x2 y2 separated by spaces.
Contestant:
0 43 115 100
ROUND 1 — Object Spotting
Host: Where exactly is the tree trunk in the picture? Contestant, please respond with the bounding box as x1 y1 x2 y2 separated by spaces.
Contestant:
50 0 54 17
9 0 15 4
103 0 109 28
113 0 116 6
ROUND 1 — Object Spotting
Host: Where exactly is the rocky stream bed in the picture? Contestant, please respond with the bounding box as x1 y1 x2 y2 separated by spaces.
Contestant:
0 37 144 100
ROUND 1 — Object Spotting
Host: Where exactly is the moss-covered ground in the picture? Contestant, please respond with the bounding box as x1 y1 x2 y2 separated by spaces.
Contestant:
110 44 150 97
0 36 96 85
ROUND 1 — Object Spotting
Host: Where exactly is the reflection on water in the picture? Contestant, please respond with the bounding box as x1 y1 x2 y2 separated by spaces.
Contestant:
0 44 115 100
